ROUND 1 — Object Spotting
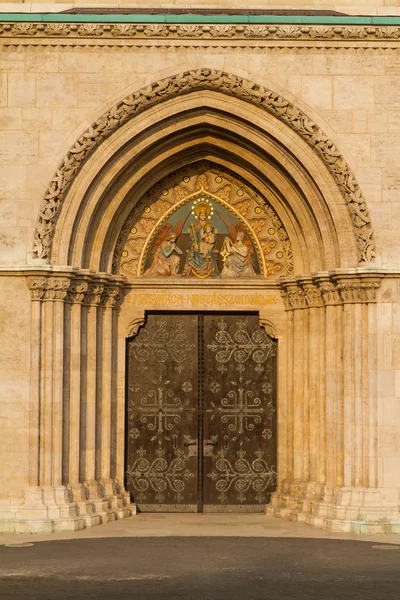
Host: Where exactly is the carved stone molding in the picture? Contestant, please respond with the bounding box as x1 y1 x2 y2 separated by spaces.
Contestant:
279 273 382 310
32 70 375 265
303 283 323 308
336 281 381 304
320 283 341 307
127 315 146 338
259 317 278 340
287 288 307 310
3 22 400 44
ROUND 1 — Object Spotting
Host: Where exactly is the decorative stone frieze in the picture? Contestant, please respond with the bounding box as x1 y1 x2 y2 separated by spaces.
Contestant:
3 22 400 45
279 273 382 310
25 273 126 308
336 282 381 304
31 70 375 265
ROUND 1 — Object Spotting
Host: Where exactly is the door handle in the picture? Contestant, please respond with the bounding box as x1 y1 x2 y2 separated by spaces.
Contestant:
184 437 198 446
203 436 218 456
184 436 198 457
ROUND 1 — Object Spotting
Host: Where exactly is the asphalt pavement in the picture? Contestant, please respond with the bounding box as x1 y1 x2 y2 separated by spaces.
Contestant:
1 536 400 600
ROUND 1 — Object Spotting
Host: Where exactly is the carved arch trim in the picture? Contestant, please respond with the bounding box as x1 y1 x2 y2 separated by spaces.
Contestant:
34 69 375 264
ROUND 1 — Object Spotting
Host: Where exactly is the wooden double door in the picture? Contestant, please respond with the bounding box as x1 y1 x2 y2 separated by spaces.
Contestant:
126 312 277 512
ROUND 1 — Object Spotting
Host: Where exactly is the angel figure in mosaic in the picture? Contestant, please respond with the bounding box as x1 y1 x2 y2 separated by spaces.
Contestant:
221 227 256 278
144 230 183 277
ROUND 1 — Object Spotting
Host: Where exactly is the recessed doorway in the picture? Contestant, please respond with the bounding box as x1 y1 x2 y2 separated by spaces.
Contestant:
126 312 277 512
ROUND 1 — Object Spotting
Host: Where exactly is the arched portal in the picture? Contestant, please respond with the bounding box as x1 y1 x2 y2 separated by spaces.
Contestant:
20 71 390 533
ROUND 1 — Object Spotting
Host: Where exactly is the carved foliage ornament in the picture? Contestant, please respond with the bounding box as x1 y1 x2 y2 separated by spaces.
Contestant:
280 277 381 309
3 22 400 42
26 275 123 307
32 70 375 264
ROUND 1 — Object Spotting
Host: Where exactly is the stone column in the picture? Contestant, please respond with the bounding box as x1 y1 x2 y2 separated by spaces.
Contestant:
46 278 71 488
284 294 294 488
67 282 87 492
26 277 47 488
66 281 99 526
303 281 324 507
18 275 82 533
99 286 120 498
287 286 307 484
83 284 103 499
320 282 341 488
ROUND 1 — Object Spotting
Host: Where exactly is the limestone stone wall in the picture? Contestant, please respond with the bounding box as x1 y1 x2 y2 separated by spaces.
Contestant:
1 43 400 268
0 277 30 500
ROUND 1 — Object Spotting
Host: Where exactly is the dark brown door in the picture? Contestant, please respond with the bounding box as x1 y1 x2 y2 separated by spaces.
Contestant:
126 313 199 511
202 314 277 512
126 312 277 512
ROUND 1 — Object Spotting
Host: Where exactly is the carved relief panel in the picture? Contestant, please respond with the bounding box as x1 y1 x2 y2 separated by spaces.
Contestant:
114 162 292 279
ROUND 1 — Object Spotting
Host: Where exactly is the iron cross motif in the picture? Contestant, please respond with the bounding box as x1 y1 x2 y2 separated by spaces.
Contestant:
218 385 264 434
137 387 184 433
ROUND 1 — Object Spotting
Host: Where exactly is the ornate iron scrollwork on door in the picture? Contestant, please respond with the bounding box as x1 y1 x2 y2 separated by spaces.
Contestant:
203 314 277 509
126 312 277 512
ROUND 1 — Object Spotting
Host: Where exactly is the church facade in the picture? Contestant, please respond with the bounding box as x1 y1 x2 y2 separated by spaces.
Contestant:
1 1 400 534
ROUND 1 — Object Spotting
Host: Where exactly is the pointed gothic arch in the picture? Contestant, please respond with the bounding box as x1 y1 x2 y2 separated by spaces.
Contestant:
33 69 374 272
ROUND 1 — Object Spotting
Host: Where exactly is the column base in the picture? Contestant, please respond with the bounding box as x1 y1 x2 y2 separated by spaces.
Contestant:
267 482 400 534
0 482 135 534
0 486 84 534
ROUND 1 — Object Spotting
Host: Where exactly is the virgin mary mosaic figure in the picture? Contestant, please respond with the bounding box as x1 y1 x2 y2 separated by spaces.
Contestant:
182 202 220 278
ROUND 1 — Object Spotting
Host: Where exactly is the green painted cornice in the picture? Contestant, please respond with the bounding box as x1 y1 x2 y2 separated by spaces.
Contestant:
2 13 400 25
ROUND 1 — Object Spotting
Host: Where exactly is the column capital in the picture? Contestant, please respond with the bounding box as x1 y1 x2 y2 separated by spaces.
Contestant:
333 278 381 304
102 286 121 309
44 277 72 301
67 281 89 304
85 283 105 306
302 283 323 308
26 276 48 301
